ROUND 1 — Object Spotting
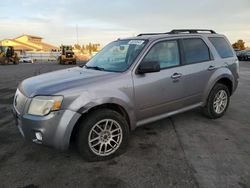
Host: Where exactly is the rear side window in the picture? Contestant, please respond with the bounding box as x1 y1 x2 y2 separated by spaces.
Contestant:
209 37 234 58
182 38 210 64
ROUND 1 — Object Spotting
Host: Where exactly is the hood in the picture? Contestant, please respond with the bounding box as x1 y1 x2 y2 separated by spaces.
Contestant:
20 67 116 97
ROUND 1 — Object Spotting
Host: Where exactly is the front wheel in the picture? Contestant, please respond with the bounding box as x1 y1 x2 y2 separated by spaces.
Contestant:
57 57 64 64
77 109 130 161
203 83 230 119
13 60 19 65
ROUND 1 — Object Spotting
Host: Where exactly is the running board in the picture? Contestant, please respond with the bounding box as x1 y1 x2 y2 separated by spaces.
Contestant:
136 102 203 127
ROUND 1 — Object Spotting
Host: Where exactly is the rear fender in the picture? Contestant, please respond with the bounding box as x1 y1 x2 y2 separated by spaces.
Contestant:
202 68 234 105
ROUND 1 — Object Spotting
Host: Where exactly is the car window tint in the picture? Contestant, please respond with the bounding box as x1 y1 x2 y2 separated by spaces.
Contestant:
182 38 210 64
209 37 234 58
143 40 180 69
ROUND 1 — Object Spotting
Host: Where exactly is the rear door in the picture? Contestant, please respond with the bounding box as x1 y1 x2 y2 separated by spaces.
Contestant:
178 37 215 105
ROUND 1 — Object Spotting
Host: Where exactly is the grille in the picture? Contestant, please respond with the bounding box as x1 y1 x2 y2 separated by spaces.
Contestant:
66 52 73 58
14 89 28 114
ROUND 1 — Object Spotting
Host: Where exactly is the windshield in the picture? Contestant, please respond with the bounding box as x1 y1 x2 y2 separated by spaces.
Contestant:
85 39 147 72
0 46 8 53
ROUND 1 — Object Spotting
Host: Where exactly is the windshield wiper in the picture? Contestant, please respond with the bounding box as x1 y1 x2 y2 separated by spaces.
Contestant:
85 65 105 71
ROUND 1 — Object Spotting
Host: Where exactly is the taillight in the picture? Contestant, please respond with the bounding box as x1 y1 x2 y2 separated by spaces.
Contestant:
235 59 239 76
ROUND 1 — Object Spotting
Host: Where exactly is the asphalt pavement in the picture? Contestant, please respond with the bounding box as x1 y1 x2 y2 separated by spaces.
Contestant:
0 61 249 188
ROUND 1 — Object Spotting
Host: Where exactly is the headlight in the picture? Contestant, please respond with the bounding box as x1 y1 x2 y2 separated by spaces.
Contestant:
28 96 63 116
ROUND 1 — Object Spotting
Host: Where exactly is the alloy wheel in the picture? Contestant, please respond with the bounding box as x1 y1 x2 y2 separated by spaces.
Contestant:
213 90 228 114
88 119 123 156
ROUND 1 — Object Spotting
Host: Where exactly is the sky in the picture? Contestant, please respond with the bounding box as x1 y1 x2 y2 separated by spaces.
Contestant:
0 0 250 47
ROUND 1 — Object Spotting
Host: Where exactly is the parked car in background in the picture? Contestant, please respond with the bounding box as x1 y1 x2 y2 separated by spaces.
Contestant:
19 56 34 63
244 51 250 61
236 50 244 61
237 50 250 61
12 29 239 161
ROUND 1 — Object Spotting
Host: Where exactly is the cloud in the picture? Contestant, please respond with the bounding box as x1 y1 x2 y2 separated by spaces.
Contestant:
0 0 249 46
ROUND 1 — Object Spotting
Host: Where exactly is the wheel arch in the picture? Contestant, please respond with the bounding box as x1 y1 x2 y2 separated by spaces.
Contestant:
70 103 132 144
216 77 233 95
203 74 234 106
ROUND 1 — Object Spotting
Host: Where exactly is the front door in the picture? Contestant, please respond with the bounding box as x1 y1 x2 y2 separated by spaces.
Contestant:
133 40 185 121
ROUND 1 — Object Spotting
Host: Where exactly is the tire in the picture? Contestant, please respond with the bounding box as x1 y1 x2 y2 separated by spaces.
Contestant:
4 59 8 65
0 58 4 65
203 83 230 119
14 60 19 65
77 109 130 161
58 57 63 64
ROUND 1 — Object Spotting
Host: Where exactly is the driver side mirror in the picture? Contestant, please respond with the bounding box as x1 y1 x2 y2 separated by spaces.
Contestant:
137 60 160 74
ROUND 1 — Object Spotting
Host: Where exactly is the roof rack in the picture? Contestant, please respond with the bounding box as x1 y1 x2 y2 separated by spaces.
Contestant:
137 29 216 36
169 29 216 34
137 32 165 37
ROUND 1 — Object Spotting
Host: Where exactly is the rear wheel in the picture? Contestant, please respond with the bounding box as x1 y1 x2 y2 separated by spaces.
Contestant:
13 59 19 65
0 57 5 65
4 58 8 65
203 83 230 119
77 109 130 161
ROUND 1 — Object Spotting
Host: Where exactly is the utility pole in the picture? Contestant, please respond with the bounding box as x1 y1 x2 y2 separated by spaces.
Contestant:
76 24 79 44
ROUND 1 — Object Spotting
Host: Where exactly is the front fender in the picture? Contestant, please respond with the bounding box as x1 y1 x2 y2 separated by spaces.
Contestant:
68 90 137 130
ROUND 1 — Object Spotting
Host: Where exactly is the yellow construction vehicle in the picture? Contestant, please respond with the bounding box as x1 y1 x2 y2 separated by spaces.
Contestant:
57 45 76 65
0 46 19 65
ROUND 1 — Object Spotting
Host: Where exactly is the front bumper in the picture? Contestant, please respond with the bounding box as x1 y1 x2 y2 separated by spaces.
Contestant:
62 57 76 62
12 107 81 150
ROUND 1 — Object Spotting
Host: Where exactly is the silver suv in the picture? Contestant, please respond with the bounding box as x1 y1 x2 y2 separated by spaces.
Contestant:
12 29 239 161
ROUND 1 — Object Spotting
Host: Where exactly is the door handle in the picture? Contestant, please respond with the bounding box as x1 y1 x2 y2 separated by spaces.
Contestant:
207 65 215 71
171 73 182 79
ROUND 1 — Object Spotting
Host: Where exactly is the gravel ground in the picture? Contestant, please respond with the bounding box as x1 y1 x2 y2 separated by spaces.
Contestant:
0 61 249 188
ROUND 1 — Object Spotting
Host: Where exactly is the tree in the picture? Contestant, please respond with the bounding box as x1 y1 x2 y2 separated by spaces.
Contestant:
92 44 100 52
232 40 246 50
86 43 92 54
82 45 85 51
74 44 81 50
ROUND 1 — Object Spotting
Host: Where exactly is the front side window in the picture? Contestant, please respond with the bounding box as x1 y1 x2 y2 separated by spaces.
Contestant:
142 40 180 69
85 40 147 72
209 37 234 58
182 38 210 64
